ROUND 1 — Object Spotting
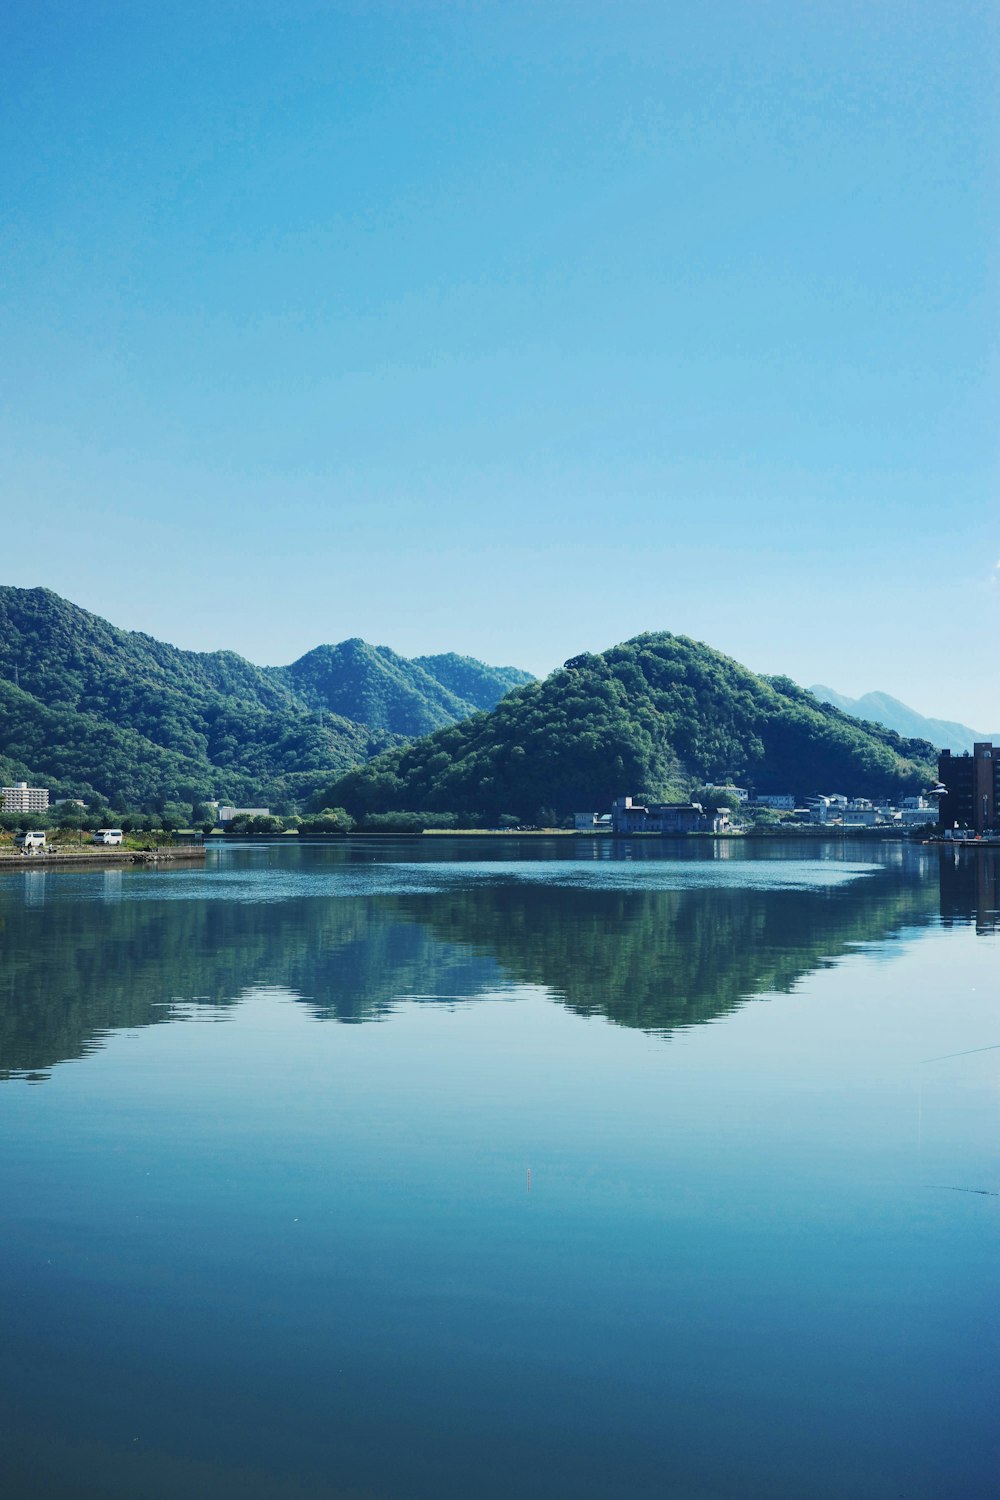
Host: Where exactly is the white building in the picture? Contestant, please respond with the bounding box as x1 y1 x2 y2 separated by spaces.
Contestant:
1 781 49 812
842 807 880 826
808 797 833 824
218 806 270 823
752 793 795 810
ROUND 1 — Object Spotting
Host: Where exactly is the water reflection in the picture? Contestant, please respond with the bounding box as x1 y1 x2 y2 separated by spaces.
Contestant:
0 842 982 1082
938 846 999 934
22 870 47 909
399 875 934 1031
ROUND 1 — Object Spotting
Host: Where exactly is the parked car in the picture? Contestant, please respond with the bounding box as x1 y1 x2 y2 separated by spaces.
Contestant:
93 828 124 846
15 830 46 850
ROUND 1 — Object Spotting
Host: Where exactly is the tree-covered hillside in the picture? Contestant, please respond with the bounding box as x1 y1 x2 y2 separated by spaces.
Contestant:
0 675 375 807
269 640 534 736
270 640 467 736
0 587 295 716
320 633 939 820
0 676 217 805
412 653 535 712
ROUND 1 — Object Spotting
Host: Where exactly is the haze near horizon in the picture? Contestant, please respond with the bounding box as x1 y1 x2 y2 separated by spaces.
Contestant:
1 3 996 724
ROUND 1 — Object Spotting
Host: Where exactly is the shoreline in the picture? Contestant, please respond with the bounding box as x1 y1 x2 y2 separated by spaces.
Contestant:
239 826 928 843
0 845 206 870
1 829 947 865
419 826 921 841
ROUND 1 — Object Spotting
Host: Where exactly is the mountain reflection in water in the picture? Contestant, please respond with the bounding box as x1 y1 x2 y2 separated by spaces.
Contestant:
0 840 992 1082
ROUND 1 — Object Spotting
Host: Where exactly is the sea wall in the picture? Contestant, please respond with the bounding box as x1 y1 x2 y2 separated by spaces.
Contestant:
0 845 206 870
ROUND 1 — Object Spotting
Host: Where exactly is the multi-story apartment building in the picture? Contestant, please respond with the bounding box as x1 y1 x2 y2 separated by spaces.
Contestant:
1 781 49 813
938 744 999 833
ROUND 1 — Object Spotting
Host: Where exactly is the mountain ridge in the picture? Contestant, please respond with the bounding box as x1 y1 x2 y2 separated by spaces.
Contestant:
810 684 998 754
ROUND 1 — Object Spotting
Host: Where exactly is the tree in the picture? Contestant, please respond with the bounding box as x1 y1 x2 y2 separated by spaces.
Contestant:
747 806 784 828
693 786 742 813
299 807 355 835
159 801 195 830
54 803 87 830
240 815 283 834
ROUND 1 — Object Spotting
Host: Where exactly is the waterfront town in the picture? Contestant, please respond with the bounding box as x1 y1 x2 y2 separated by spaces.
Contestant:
599 789 937 836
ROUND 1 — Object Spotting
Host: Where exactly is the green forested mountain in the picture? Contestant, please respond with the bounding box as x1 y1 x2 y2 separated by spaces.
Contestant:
0 587 531 807
321 633 939 820
266 639 529 737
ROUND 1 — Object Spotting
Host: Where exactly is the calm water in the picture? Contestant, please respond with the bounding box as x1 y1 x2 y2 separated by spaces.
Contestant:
1 838 997 1499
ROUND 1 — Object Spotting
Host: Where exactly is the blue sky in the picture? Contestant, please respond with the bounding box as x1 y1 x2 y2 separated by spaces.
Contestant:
2 2 997 724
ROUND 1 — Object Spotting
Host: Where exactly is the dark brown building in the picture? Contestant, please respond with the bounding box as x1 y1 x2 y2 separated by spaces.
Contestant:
938 743 1000 833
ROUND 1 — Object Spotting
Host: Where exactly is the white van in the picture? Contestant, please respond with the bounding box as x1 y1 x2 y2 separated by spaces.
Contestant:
94 828 124 846
15 830 46 850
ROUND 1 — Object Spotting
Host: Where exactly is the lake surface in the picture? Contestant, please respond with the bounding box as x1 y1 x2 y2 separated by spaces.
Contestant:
1 837 997 1498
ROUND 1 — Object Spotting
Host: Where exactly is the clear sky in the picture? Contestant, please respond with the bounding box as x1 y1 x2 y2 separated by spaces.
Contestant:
2 2 997 725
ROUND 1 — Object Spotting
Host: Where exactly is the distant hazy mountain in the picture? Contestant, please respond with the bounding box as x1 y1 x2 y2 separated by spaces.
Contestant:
0 586 533 807
809 686 998 754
